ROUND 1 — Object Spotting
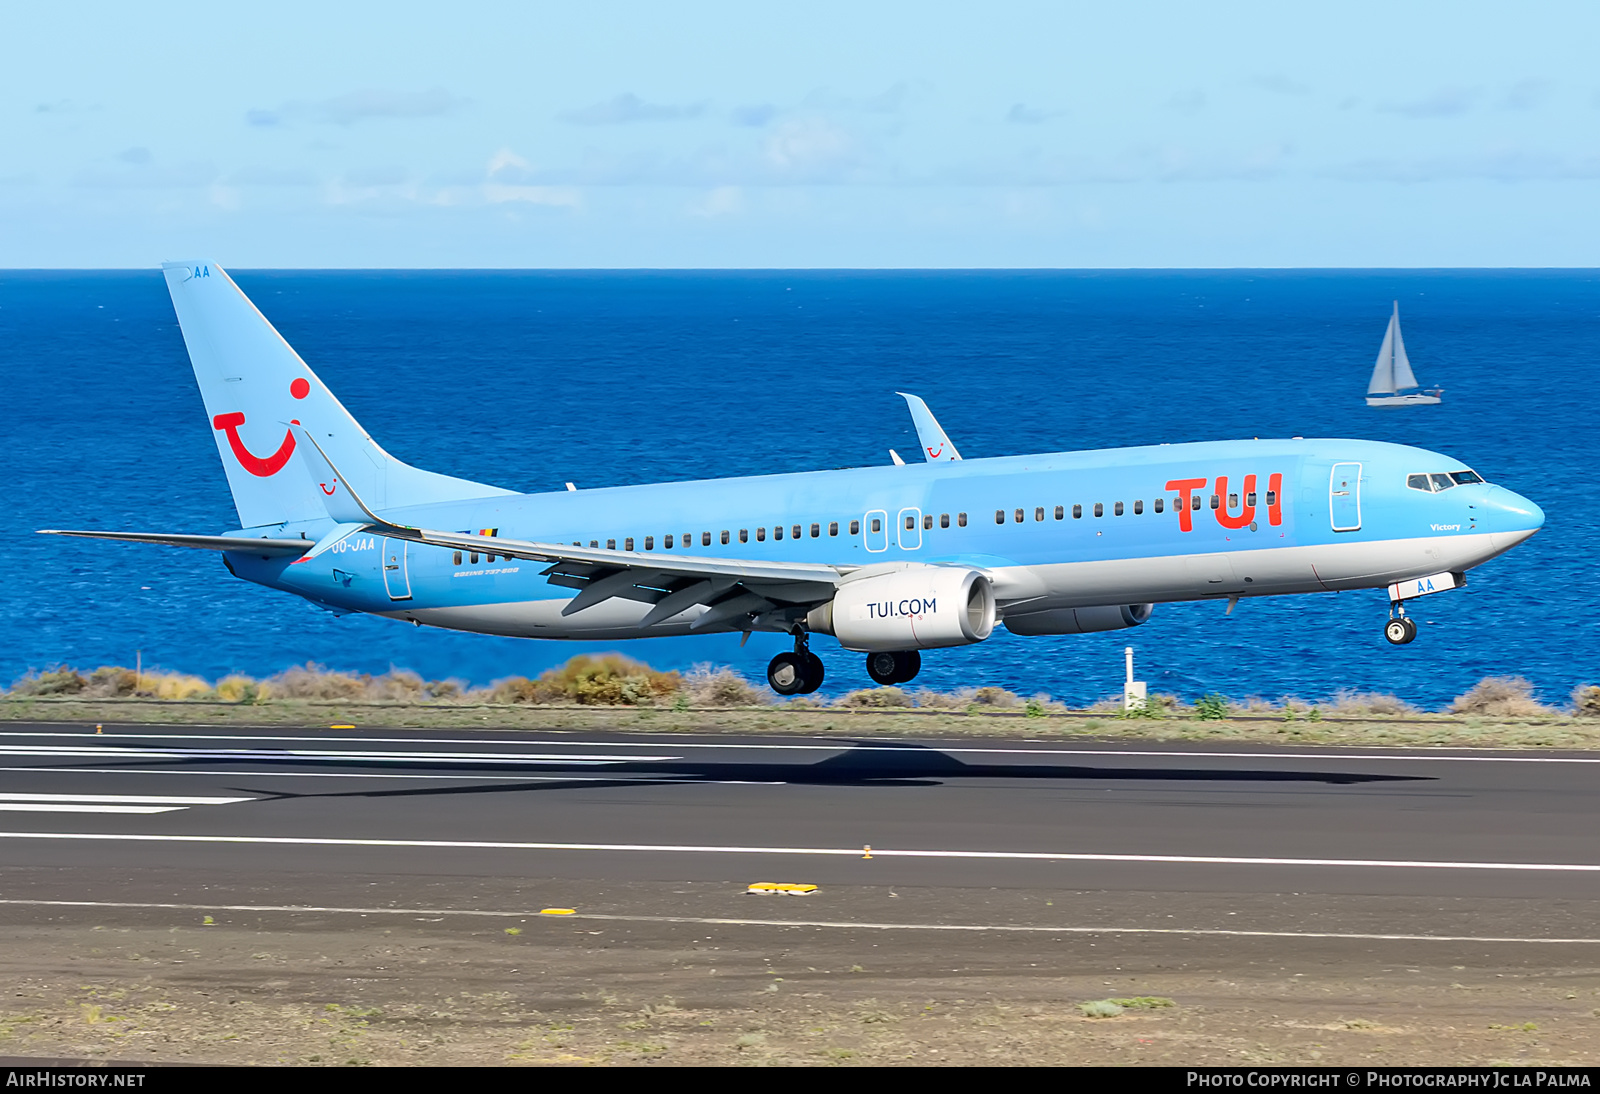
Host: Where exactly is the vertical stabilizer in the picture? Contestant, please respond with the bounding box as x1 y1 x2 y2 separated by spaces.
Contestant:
896 392 962 462
162 262 513 529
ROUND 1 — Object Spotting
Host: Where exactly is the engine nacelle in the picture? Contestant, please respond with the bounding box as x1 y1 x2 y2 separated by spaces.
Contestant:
1002 603 1153 636
808 568 996 652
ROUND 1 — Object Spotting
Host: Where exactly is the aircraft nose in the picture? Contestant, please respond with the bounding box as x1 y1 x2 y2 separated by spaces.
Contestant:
1484 486 1543 550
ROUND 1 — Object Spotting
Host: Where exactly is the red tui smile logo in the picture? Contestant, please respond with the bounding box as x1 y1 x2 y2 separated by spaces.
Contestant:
212 378 310 477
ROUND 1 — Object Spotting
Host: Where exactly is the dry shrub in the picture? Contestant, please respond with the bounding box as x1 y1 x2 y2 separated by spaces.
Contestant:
7 668 89 697
215 675 262 703
426 678 468 701
1449 676 1551 718
684 665 767 707
367 669 427 702
1327 690 1419 716
484 676 540 704
911 688 972 710
1573 685 1600 718
141 671 212 701
263 663 369 700
968 686 1021 709
835 686 913 708
529 654 680 705
85 666 139 697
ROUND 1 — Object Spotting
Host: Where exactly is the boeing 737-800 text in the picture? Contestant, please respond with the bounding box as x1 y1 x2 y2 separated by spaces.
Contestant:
42 263 1545 694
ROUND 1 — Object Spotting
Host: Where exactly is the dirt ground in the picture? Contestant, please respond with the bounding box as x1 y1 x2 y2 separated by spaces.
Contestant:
1 902 1598 1067
6 697 1600 750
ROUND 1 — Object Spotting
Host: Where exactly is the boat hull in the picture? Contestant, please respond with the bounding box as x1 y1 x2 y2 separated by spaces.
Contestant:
1366 392 1442 407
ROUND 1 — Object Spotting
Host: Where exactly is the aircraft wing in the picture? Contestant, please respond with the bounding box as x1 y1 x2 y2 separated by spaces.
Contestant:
285 424 846 628
38 529 313 557
400 527 848 628
896 392 962 461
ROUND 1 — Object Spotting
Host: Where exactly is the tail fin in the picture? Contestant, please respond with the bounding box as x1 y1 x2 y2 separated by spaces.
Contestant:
162 261 512 529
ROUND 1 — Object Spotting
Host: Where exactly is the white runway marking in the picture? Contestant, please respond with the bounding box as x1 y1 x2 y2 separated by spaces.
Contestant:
0 793 255 814
0 793 255 805
1 897 1596 946
0 730 1590 764
0 767 658 782
0 831 1597 873
0 804 186 814
0 744 672 765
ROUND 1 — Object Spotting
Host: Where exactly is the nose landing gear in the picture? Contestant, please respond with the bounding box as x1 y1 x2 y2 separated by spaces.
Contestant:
767 629 825 695
866 649 922 686
1384 608 1418 645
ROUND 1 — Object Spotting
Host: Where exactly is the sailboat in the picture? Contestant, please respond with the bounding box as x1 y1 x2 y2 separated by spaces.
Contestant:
1366 301 1443 407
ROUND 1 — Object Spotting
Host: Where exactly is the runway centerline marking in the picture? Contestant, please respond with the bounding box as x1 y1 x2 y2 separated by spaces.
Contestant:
0 831 1597 873
0 898 1596 946
0 731 1592 765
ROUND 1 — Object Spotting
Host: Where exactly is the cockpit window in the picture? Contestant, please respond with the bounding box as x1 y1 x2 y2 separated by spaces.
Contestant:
1408 469 1488 493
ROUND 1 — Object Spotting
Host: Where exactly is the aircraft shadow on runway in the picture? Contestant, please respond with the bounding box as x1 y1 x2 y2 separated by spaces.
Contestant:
59 738 1433 802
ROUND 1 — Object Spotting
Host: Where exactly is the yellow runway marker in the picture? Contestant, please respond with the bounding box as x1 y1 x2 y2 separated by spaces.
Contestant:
329 724 356 730
747 883 818 895
539 908 576 915
863 845 872 859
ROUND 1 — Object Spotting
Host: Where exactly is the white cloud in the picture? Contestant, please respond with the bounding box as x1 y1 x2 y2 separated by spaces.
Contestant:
1378 87 1478 118
487 148 532 176
343 165 409 187
1167 89 1207 115
1249 74 1311 96
690 185 743 218
247 88 469 127
1500 79 1552 110
765 117 858 178
483 184 582 207
1006 103 1065 124
227 166 317 187
560 93 705 125
731 103 779 127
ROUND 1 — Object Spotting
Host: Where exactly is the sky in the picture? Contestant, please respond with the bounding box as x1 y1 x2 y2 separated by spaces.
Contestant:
3 1 1598 267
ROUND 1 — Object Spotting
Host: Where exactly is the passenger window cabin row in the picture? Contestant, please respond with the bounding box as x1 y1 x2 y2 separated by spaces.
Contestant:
994 490 1278 523
557 512 973 552
449 487 1290 567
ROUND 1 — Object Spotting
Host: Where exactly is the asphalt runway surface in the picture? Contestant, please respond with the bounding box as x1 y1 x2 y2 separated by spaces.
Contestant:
1 720 1599 938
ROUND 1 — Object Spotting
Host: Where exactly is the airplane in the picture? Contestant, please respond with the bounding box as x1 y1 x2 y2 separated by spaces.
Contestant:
41 262 1545 696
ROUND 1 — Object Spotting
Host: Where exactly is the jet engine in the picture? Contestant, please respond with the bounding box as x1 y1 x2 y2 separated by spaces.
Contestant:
1002 603 1154 636
807 567 996 652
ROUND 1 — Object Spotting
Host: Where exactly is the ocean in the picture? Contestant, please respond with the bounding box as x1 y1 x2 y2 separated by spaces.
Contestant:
3 269 1596 708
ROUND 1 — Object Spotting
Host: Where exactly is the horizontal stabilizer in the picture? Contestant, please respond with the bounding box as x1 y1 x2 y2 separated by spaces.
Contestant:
38 529 312 557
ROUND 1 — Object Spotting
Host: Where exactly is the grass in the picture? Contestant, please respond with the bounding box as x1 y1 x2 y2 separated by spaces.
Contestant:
6 657 1600 748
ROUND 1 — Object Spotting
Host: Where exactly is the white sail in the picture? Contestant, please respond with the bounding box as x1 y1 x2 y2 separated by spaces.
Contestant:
1368 313 1396 394
1390 303 1418 390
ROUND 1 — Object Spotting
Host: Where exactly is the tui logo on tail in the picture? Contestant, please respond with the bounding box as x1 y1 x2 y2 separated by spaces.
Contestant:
211 378 311 477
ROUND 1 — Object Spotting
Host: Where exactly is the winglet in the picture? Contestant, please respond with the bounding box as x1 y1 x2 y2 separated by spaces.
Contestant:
288 423 398 528
896 392 962 461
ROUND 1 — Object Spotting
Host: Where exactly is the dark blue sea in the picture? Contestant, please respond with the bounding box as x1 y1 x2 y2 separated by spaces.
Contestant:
3 270 1596 708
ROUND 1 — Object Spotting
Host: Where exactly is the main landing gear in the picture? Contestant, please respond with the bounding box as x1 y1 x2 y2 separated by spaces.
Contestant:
865 649 922 686
767 631 825 696
1384 607 1418 645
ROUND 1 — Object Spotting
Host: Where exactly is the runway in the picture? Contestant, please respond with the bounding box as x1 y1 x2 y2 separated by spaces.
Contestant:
1 720 1598 937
